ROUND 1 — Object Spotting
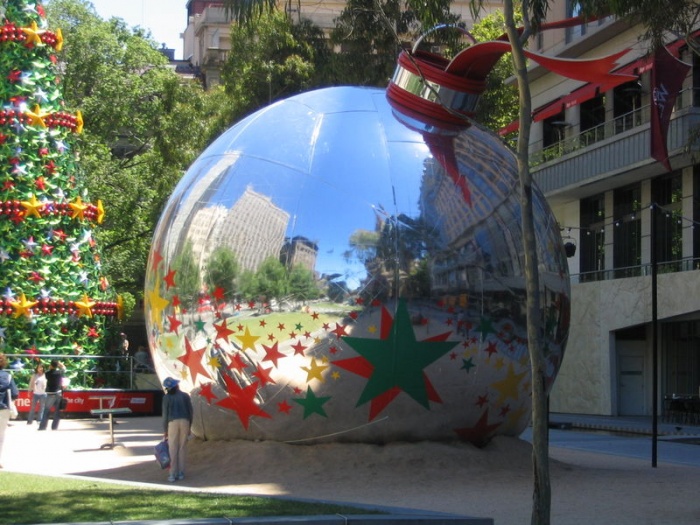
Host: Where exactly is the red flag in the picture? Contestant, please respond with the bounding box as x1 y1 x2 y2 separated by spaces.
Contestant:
650 47 690 171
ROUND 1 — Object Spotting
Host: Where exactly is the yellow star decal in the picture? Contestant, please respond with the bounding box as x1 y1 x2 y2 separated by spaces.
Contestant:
494 356 505 370
236 327 260 352
96 199 105 224
491 363 528 403
69 196 88 220
21 194 44 218
74 294 95 318
22 21 44 47
368 325 377 334
10 293 37 318
159 333 181 359
499 406 529 435
208 355 220 368
301 357 329 383
146 277 170 331
331 371 341 380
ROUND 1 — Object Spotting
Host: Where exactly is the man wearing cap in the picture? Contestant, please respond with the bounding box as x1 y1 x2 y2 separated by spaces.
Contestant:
162 377 193 482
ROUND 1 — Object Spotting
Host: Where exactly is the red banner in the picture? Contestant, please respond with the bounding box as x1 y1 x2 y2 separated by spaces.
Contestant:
650 47 690 171
14 389 157 415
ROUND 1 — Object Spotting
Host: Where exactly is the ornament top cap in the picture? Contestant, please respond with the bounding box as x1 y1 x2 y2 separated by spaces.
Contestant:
387 24 488 127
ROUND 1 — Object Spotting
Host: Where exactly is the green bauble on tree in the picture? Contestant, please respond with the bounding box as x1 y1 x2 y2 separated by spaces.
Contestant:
0 0 119 387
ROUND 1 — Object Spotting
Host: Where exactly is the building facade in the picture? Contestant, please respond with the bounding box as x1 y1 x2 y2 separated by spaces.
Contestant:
526 2 700 416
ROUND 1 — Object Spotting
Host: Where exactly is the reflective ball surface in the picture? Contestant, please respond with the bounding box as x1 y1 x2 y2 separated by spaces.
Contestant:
145 86 570 445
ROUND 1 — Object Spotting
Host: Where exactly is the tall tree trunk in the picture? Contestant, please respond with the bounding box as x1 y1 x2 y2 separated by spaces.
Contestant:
503 1 551 524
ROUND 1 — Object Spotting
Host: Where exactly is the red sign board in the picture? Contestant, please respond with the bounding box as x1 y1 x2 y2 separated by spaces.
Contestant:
15 389 157 415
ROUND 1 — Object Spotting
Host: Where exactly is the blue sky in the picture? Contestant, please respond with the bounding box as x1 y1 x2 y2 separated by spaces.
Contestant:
88 0 187 59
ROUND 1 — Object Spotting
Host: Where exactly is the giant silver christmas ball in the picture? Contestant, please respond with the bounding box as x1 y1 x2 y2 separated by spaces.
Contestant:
145 84 570 445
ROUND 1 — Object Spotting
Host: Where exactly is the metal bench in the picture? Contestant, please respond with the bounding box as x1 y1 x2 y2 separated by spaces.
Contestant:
90 407 132 449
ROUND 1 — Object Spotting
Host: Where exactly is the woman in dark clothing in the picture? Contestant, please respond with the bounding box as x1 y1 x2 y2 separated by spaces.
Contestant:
162 377 193 482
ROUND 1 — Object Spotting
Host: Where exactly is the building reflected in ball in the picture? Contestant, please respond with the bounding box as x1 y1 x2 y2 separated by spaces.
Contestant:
145 84 570 445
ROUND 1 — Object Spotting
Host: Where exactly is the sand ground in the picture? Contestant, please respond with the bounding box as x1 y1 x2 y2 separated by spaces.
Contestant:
2 416 699 525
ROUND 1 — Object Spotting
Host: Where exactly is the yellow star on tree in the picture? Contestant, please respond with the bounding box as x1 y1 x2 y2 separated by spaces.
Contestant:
22 20 44 47
74 293 95 317
96 199 105 224
69 196 88 220
21 194 44 218
10 293 37 318
55 28 63 51
75 110 83 133
26 104 47 127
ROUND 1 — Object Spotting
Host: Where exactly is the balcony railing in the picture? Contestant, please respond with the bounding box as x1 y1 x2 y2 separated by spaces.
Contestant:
572 256 700 284
530 104 650 166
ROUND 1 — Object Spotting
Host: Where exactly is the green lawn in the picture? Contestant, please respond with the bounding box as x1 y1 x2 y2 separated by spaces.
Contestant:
0 471 379 524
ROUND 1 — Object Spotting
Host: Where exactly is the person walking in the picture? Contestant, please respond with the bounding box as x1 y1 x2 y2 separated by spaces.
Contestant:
162 377 193 483
27 363 47 425
0 353 19 467
38 360 65 431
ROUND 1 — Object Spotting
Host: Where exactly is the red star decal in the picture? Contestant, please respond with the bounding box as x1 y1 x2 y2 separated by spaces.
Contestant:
288 331 297 339
247 300 256 309
177 337 211 384
277 323 285 331
150 250 164 272
258 319 267 327
290 340 307 356
349 311 358 320
172 295 181 308
163 269 177 290
262 342 286 368
499 404 511 417
311 312 319 320
216 375 271 429
213 287 225 301
278 400 293 414
252 364 275 386
454 409 500 447
213 319 235 343
330 323 347 338
168 315 182 334
475 394 489 408
227 352 247 372
198 383 218 404
485 341 498 357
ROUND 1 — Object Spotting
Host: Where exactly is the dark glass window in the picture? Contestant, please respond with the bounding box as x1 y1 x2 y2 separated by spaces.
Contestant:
580 193 605 281
613 184 642 277
652 171 683 271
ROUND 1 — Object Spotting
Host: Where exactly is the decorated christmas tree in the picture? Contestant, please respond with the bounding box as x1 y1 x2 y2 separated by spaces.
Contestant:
0 0 119 386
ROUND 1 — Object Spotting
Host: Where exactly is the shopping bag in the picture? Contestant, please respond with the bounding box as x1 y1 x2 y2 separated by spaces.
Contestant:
154 439 170 469
8 390 17 420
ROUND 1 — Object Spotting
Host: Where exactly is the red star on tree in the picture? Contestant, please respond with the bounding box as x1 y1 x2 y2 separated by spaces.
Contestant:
216 375 271 429
86 326 99 338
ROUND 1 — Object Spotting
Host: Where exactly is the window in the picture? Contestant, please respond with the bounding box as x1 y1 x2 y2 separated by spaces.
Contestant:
566 1 585 42
542 112 567 148
613 184 642 277
652 172 683 272
613 81 643 133
580 193 605 281
580 95 606 145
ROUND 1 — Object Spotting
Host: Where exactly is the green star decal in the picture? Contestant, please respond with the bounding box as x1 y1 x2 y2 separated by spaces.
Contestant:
461 357 475 373
293 386 331 418
194 317 206 333
342 299 457 409
475 316 496 341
